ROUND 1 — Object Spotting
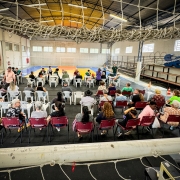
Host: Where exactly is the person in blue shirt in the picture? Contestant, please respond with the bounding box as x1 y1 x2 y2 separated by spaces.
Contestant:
114 90 127 106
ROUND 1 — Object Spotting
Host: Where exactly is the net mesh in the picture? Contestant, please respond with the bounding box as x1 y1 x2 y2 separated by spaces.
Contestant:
0 0 179 42
1 155 180 180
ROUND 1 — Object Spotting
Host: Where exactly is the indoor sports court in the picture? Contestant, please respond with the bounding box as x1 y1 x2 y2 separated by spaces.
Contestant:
0 0 180 180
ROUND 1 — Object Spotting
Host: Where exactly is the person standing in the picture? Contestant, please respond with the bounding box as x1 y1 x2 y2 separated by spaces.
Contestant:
96 68 102 85
112 64 118 76
3 67 16 89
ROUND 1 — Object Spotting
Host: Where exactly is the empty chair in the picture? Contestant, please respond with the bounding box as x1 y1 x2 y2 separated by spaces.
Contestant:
36 91 49 103
8 91 22 101
26 78 36 87
20 101 33 118
49 76 58 87
86 79 94 88
63 91 72 105
75 78 82 87
0 102 10 117
73 91 84 105
23 90 34 102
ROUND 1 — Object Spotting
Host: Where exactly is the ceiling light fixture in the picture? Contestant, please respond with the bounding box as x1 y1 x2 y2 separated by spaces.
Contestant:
110 14 127 22
69 20 81 23
68 4 87 9
0 8 9 12
41 20 54 23
26 3 47 7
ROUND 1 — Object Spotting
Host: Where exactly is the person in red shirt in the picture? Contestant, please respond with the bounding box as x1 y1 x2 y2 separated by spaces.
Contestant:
74 69 79 76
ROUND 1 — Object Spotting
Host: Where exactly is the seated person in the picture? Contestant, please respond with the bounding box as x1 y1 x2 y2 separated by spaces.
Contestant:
24 83 35 92
51 92 65 105
113 73 120 82
35 82 46 92
95 81 107 95
76 72 82 79
38 68 46 77
85 70 91 76
160 100 180 128
138 101 157 121
116 107 137 137
0 84 7 96
80 90 96 110
99 91 113 103
73 106 93 138
96 102 115 135
128 89 144 108
114 90 127 106
47 101 65 132
6 99 28 132
74 69 79 76
16 68 22 76
47 66 53 76
62 81 72 93
31 101 47 118
167 89 180 105
149 89 165 104
122 83 133 93
62 71 69 79
101 72 106 80
108 83 116 95
7 81 19 96
29 71 36 80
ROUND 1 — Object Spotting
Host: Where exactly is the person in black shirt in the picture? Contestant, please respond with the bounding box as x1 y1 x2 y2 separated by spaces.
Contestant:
29 71 36 80
116 107 137 137
76 72 82 79
38 68 46 77
47 101 65 131
128 89 144 108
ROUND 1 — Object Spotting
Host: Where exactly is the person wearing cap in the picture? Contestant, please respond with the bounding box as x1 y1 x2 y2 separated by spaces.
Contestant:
80 90 96 110
3 66 16 89
6 99 28 132
62 81 72 93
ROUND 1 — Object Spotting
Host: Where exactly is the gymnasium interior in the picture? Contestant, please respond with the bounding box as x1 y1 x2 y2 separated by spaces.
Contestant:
0 0 180 180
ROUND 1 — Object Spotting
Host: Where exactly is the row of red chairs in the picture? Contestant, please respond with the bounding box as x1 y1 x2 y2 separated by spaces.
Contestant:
1 114 179 144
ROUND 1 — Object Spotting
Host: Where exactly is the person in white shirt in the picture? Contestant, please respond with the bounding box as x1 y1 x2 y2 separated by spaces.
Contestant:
7 81 19 96
80 90 96 110
95 81 107 95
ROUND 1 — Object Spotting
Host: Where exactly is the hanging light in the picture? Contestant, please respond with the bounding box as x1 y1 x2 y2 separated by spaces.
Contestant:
41 20 54 23
26 3 47 7
69 20 82 23
110 14 127 22
0 8 9 12
68 4 87 9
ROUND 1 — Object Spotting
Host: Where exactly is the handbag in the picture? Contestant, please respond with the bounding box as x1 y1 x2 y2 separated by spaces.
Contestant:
152 117 161 128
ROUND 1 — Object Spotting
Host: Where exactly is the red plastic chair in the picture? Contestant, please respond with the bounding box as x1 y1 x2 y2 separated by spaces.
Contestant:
139 116 155 138
50 116 69 142
114 101 128 113
122 91 132 98
97 119 116 140
28 118 49 143
99 101 113 107
116 118 140 139
135 102 147 111
2 117 25 143
74 122 94 142
97 90 104 96
109 90 116 96
161 115 180 137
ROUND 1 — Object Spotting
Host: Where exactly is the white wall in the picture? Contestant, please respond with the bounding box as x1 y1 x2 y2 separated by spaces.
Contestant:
111 39 180 62
30 41 108 67
0 29 30 70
